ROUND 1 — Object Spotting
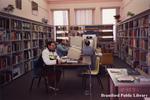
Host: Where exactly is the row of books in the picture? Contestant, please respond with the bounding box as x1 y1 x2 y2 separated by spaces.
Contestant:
39 32 47 39
0 57 11 70
12 53 23 65
11 31 22 41
11 20 22 29
24 51 32 60
139 39 148 50
24 41 31 49
138 16 149 27
0 31 10 41
22 32 31 40
32 32 39 39
32 40 38 48
24 62 32 73
147 53 150 66
12 42 22 52
120 17 149 30
1 31 50 42
32 25 49 32
119 28 149 38
63 25 113 31
129 39 139 48
140 28 149 37
22 22 31 30
1 41 43 54
0 44 11 55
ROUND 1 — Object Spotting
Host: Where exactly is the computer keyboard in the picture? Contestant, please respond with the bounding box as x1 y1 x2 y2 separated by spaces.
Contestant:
66 59 78 64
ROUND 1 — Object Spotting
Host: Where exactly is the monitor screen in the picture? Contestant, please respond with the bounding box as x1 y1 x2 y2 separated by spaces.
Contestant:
67 47 81 60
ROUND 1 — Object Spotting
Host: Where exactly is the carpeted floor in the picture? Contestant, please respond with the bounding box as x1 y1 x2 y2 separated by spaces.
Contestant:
0 56 129 100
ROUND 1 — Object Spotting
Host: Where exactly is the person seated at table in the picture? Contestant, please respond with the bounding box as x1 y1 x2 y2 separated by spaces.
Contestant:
56 39 69 57
82 39 96 70
42 40 62 91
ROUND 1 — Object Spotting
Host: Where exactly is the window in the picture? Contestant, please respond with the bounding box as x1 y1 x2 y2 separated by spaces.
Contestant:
31 1 38 16
102 8 117 41
75 9 94 25
102 8 116 24
53 10 69 26
16 0 22 9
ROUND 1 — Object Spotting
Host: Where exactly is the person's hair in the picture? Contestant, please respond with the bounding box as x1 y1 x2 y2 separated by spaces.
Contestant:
46 40 56 48
84 40 90 46
58 39 65 44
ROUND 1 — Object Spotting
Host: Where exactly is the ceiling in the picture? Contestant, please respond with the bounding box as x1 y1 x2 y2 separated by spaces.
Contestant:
46 0 122 4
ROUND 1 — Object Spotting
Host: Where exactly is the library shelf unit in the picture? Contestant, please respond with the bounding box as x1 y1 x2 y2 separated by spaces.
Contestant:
0 12 53 85
116 9 150 74
54 25 69 42
69 24 114 52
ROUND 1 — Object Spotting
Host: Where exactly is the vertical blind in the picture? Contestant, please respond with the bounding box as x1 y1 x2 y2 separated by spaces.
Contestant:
53 10 69 25
75 9 93 25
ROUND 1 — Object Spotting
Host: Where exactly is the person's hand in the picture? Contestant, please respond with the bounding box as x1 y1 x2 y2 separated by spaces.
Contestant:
57 59 62 64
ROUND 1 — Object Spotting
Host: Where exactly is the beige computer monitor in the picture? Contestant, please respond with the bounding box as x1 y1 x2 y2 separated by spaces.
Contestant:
67 47 81 60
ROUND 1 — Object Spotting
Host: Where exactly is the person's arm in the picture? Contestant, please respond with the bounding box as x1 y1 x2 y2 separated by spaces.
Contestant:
42 49 56 65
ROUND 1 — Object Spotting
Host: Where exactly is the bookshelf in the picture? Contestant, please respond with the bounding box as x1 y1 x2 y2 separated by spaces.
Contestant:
116 9 150 74
55 25 69 41
0 12 53 85
69 25 114 52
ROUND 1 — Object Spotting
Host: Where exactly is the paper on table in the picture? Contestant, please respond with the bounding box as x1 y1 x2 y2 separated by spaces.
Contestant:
117 76 134 82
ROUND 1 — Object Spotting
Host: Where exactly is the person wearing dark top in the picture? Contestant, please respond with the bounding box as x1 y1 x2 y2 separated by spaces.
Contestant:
82 39 96 70
56 39 69 57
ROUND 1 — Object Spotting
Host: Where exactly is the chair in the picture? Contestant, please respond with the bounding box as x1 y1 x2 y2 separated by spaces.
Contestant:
99 53 114 76
100 53 113 68
81 57 103 92
29 58 48 92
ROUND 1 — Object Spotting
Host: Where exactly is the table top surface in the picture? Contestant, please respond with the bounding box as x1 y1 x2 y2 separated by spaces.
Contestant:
107 68 150 87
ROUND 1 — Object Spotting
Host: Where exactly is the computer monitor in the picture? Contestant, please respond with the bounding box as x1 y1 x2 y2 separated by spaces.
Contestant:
67 47 81 60
70 36 82 49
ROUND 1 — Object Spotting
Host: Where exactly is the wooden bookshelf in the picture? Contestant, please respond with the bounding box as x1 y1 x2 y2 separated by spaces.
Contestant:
69 24 114 52
0 12 53 85
55 25 69 41
116 9 150 74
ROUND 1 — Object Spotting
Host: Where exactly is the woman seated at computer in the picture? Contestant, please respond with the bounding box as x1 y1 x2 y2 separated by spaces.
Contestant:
56 39 69 57
82 39 96 70
42 41 62 91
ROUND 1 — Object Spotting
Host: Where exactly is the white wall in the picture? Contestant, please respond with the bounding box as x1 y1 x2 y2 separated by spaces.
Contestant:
0 0 49 23
121 0 150 20
48 1 122 25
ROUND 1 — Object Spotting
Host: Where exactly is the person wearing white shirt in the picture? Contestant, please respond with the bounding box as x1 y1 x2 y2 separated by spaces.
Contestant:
42 41 61 91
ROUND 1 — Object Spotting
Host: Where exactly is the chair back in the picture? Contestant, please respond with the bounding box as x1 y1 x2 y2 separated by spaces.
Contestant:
82 55 96 70
32 59 40 76
100 53 113 65
82 56 92 65
32 55 44 76
91 57 100 75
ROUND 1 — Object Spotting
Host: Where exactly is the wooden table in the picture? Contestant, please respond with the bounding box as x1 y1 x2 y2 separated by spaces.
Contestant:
44 62 92 95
